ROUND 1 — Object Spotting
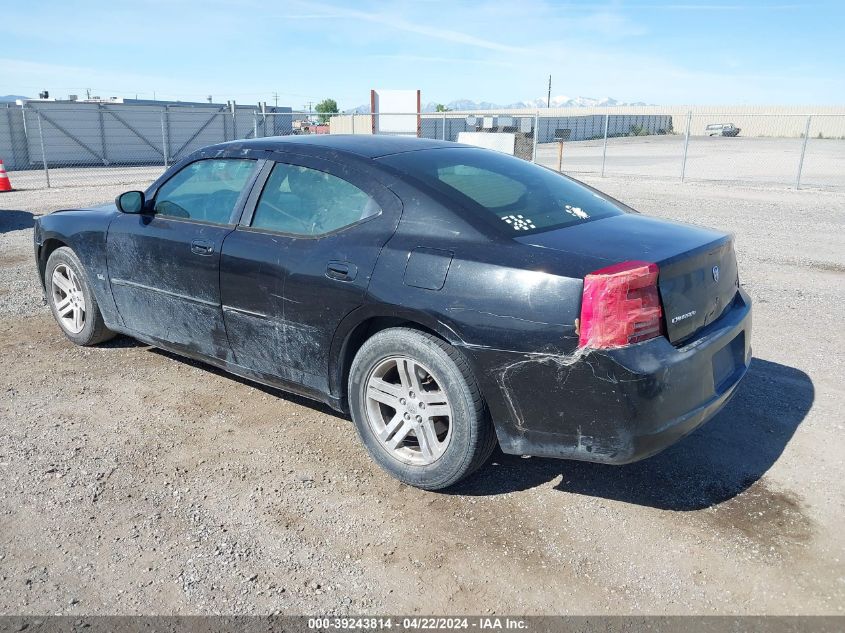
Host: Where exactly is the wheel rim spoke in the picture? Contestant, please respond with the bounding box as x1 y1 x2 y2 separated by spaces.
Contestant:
367 378 404 409
384 418 415 450
55 296 72 314
416 419 441 460
378 412 405 442
52 271 73 294
418 390 448 406
396 358 421 393
424 403 451 419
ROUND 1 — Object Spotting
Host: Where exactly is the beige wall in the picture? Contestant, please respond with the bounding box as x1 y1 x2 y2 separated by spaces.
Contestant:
331 106 845 138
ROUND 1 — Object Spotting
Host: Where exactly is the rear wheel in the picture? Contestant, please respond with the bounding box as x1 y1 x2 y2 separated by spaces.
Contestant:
45 247 115 346
348 327 496 490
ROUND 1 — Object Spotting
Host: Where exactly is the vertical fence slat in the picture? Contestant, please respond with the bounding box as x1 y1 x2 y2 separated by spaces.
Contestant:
795 115 812 190
680 111 692 182
160 108 169 168
97 104 108 166
600 113 609 177
36 111 51 188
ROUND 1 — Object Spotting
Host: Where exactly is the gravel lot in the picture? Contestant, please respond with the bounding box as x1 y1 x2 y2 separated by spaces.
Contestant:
0 174 843 615
535 136 845 191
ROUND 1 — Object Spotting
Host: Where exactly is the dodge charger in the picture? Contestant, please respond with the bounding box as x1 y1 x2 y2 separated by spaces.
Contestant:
33 136 752 490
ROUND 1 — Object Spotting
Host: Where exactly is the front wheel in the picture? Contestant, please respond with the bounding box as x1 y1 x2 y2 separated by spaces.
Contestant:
348 327 496 490
45 247 115 346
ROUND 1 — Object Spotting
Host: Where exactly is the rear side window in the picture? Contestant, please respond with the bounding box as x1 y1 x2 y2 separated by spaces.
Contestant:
379 148 623 235
154 159 256 224
250 162 380 236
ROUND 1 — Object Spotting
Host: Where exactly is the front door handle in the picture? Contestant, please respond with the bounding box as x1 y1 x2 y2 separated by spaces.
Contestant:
191 239 214 256
326 261 357 281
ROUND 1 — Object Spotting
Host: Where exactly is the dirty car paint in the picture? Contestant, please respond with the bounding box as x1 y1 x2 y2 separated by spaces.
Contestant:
34 135 752 466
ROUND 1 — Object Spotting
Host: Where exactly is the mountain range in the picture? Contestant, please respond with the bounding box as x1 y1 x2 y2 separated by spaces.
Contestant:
345 95 650 113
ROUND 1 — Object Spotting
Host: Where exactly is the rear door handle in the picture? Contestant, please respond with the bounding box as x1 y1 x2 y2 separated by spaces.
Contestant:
191 239 214 256
326 261 357 281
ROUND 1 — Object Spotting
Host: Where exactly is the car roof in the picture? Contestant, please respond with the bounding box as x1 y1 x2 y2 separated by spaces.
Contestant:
213 134 457 159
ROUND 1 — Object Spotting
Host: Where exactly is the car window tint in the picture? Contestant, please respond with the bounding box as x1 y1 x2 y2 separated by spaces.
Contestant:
379 147 623 235
437 165 525 208
154 159 257 224
251 163 380 236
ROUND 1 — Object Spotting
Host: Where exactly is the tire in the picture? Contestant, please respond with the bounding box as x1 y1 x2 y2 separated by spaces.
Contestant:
45 246 115 346
348 327 497 490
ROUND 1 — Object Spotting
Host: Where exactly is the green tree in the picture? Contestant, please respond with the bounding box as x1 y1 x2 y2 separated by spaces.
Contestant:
315 98 339 124
435 104 450 112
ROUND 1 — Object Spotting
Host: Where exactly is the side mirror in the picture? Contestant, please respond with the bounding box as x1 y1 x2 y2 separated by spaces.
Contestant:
115 191 145 214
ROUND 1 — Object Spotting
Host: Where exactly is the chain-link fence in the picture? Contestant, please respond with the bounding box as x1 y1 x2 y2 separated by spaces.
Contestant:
2 102 844 192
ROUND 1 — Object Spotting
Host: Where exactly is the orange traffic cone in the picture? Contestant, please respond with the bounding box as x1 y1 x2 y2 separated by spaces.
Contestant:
0 160 12 192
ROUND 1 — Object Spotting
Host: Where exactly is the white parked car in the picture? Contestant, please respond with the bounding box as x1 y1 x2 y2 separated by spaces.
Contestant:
705 123 741 137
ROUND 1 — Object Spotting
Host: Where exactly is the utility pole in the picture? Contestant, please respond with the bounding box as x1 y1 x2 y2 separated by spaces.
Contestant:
547 75 551 108
86 88 92 100
273 92 279 109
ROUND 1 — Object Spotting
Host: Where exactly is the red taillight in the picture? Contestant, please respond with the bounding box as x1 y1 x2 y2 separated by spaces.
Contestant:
578 260 664 348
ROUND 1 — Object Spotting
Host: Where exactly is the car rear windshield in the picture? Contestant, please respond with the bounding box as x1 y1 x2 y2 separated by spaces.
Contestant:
378 147 624 235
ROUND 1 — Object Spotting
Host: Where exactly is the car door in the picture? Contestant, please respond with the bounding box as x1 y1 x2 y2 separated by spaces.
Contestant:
220 155 402 394
107 157 260 359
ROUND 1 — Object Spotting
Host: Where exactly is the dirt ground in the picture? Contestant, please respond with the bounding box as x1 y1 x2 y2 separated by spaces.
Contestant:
0 175 843 615
534 136 845 191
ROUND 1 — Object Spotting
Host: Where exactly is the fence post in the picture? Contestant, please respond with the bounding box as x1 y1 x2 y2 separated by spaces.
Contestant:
260 102 267 137
795 115 812 190
231 101 237 140
160 108 169 167
253 111 258 139
97 103 109 165
351 113 356 134
600 113 609 177
442 112 447 140
36 111 51 188
680 111 692 182
532 112 540 163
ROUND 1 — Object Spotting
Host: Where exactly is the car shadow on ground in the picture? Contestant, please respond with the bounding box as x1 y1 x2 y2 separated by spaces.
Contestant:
149 347 341 417
0 210 35 234
451 357 813 510
135 345 812 511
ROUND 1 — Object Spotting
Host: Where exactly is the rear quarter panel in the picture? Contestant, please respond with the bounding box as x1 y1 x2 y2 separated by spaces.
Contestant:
358 185 613 449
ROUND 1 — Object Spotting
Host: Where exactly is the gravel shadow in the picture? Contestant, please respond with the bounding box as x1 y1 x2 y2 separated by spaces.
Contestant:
149 347 342 417
0 209 35 234
452 357 813 510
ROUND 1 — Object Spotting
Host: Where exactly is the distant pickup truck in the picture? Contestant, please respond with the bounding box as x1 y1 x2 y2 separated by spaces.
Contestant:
705 123 741 137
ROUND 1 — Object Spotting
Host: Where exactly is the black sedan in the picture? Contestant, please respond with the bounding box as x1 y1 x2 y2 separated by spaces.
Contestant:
33 136 752 490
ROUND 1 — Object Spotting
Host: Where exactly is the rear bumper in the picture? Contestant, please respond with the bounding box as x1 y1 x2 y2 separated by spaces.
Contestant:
467 288 753 464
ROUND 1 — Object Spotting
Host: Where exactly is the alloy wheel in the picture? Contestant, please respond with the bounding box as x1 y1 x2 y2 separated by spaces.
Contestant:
51 263 86 334
364 356 453 465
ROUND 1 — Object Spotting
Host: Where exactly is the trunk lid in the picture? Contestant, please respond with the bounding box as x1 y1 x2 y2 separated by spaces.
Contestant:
515 213 740 344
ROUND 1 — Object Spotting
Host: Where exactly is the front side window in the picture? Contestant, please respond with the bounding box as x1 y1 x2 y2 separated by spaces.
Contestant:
379 147 623 235
154 159 257 224
251 163 380 236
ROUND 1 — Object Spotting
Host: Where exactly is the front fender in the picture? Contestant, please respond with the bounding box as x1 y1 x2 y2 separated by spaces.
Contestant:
35 206 123 328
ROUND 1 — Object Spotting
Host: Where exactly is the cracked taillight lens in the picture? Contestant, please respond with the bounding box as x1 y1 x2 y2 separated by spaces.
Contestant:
578 260 664 348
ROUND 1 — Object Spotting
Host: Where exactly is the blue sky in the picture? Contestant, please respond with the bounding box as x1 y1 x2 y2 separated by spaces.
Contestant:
3 0 843 108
